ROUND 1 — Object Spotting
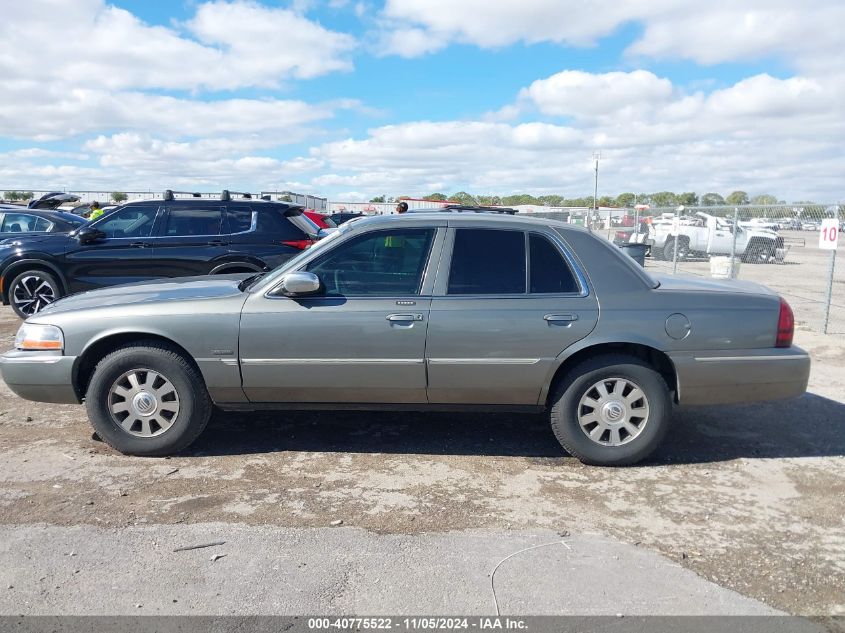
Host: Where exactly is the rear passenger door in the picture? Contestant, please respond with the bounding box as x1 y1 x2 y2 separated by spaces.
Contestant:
425 228 599 405
147 203 229 277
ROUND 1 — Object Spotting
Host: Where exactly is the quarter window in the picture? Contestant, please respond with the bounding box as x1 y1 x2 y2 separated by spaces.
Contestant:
306 229 435 296
164 207 224 236
529 234 579 293
448 229 526 295
93 206 157 239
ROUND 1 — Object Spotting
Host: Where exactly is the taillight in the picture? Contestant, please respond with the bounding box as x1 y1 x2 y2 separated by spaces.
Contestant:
282 239 312 250
776 297 794 348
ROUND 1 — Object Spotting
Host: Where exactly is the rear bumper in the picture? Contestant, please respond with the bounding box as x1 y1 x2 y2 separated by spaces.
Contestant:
668 346 810 406
0 350 80 404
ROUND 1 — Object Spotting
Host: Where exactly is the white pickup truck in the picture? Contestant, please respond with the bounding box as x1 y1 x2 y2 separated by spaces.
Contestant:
650 212 787 263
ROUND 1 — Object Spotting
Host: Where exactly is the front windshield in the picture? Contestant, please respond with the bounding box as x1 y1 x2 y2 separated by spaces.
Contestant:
254 228 346 290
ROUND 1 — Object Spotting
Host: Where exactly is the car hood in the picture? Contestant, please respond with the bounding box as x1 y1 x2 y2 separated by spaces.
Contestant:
34 275 249 316
652 274 777 296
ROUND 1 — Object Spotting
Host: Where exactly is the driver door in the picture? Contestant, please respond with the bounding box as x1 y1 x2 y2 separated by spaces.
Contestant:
63 204 161 293
238 226 444 403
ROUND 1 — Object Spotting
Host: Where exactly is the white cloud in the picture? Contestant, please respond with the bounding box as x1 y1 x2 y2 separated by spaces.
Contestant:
521 70 674 118
0 0 355 92
378 0 843 76
304 66 845 201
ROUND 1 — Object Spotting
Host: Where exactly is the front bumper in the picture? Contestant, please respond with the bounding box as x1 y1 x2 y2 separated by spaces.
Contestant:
668 346 811 406
0 350 80 404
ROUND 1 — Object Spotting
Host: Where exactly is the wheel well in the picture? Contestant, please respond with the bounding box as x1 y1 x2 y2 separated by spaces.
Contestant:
73 333 202 401
210 262 263 275
546 342 678 407
2 261 67 302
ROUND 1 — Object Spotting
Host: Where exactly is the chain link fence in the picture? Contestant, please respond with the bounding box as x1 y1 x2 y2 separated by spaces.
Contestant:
532 204 843 334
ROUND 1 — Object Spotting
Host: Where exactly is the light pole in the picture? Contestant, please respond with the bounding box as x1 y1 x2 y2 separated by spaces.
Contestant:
591 151 600 233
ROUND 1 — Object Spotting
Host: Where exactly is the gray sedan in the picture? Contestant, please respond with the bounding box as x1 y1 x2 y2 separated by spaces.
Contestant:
0 211 810 465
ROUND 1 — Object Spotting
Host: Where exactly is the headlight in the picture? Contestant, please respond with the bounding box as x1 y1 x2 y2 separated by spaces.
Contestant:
14 324 64 351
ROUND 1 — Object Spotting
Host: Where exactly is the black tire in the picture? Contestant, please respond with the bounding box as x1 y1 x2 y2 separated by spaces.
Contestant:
8 269 63 318
663 237 688 261
743 240 773 264
85 341 212 456
549 354 672 466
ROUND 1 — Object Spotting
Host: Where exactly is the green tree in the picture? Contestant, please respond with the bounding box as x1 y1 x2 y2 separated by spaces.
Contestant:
449 191 478 205
701 192 725 206
615 192 636 208
423 193 447 201
111 191 128 203
21 191 33 201
278 194 292 202
725 191 749 205
4 191 20 201
538 195 563 207
648 191 678 207
677 192 698 206
369 195 385 203
597 195 615 207
751 194 778 205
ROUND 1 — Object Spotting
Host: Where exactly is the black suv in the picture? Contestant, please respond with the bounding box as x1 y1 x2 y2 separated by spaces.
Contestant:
0 190 321 318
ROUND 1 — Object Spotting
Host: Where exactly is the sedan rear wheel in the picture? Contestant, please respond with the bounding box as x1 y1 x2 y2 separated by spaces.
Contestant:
85 342 211 456
9 270 62 318
550 354 672 466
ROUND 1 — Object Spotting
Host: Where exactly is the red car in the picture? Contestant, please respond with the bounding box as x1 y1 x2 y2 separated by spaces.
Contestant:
304 211 337 230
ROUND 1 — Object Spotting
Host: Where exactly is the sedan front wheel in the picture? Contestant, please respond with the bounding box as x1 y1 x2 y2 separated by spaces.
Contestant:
85 342 212 456
549 354 672 466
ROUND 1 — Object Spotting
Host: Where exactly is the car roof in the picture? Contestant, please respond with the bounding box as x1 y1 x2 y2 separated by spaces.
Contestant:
344 211 586 233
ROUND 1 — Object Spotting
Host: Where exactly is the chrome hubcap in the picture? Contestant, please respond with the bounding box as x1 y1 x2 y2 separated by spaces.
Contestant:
577 377 650 446
12 275 56 316
108 369 180 437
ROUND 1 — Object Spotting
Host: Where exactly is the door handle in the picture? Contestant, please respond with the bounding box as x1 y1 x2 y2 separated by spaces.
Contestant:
544 314 578 323
386 313 424 322
207 240 228 246
130 242 150 248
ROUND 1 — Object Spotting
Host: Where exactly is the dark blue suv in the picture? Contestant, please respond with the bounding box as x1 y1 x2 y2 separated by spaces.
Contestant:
0 191 322 317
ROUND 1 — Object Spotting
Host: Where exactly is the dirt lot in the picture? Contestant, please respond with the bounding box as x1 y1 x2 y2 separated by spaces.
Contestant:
0 301 844 615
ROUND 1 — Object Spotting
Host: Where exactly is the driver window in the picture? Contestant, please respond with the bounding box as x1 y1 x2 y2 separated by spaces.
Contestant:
94 206 157 239
306 229 435 296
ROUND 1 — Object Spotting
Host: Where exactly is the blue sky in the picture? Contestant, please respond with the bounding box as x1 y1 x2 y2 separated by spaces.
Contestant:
0 1 842 201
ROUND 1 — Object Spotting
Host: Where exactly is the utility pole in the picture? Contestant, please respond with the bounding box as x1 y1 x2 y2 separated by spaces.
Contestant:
591 151 600 233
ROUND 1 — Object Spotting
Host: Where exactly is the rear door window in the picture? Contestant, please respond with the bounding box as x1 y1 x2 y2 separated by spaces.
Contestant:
163 207 224 236
226 205 255 234
447 229 526 295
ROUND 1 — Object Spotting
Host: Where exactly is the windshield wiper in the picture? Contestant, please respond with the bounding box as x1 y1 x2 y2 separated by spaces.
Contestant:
238 272 266 292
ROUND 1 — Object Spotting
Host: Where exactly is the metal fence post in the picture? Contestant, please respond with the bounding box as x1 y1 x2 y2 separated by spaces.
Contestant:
822 207 839 334
729 207 739 278
672 221 680 274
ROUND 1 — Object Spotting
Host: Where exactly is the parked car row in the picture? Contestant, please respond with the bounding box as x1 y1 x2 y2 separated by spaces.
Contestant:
0 191 326 318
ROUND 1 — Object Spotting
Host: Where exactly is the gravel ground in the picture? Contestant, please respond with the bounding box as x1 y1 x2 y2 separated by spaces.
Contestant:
0 301 843 616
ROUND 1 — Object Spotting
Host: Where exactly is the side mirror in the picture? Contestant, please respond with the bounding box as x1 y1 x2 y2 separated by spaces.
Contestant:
276 271 321 297
76 226 106 244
